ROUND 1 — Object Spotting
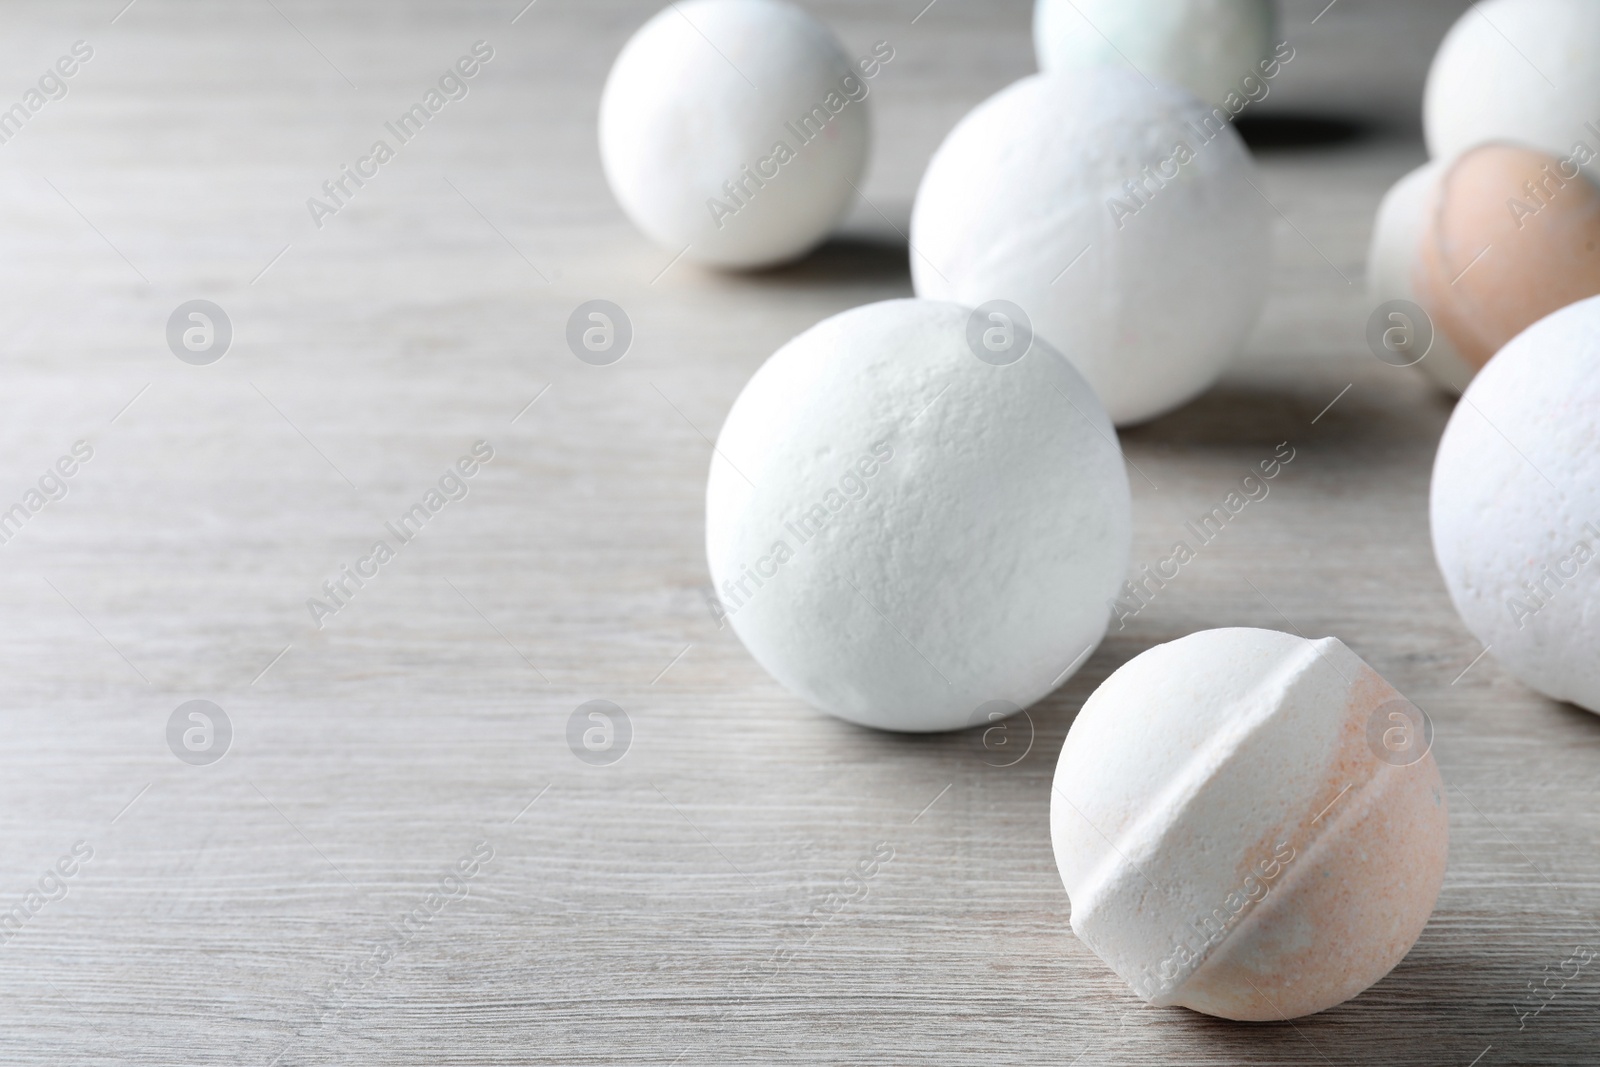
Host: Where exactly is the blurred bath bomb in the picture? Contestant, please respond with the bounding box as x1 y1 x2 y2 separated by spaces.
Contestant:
1033 0 1275 109
1051 628 1449 1020
1425 0 1600 178
1366 159 1472 392
598 0 871 270
705 299 1131 733
910 69 1271 425
1431 296 1600 714
1367 145 1600 393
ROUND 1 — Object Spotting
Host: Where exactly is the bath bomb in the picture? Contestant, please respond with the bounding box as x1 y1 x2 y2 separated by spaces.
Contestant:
1425 0 1600 180
705 299 1131 733
599 0 871 269
1366 159 1472 392
1034 0 1275 110
1367 145 1600 393
910 69 1271 426
1431 295 1600 714
1051 628 1449 1020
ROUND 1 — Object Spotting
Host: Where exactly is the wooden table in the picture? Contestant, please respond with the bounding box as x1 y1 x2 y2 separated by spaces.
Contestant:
1 1 1594 1063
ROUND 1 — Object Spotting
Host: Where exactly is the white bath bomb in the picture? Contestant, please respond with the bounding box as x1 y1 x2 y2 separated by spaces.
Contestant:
706 299 1131 732
1052 628 1449 1020
1424 0 1600 180
1366 159 1475 393
1034 0 1275 110
1431 295 1600 714
599 0 871 269
910 69 1271 426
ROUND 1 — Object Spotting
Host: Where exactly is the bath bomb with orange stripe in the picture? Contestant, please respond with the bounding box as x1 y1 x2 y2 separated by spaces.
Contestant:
1050 628 1448 1020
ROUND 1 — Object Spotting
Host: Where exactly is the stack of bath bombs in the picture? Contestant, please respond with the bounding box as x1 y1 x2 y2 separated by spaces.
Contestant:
600 0 1456 1022
1368 0 1600 392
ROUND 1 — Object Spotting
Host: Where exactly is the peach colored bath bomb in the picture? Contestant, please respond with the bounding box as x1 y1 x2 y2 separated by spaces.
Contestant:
1050 628 1449 1020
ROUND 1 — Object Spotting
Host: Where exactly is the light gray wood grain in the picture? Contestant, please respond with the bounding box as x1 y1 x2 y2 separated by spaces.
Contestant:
0 0 1596 1064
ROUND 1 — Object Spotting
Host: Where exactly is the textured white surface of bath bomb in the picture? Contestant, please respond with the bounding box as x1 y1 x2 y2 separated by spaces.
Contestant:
1431 295 1600 714
1365 159 1475 393
1051 628 1449 1020
599 0 869 269
1034 0 1274 109
910 69 1271 426
1424 0 1600 179
705 299 1131 732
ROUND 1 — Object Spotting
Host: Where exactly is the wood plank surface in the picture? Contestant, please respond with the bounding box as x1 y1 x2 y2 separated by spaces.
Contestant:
0 1 1596 1064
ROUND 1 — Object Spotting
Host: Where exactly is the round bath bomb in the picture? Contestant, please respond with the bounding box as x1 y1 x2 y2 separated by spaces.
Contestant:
705 299 1131 732
1424 0 1600 179
1034 0 1275 110
1367 144 1600 393
909 69 1271 426
599 0 870 269
1431 295 1600 714
1366 159 1472 392
1051 628 1449 1020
